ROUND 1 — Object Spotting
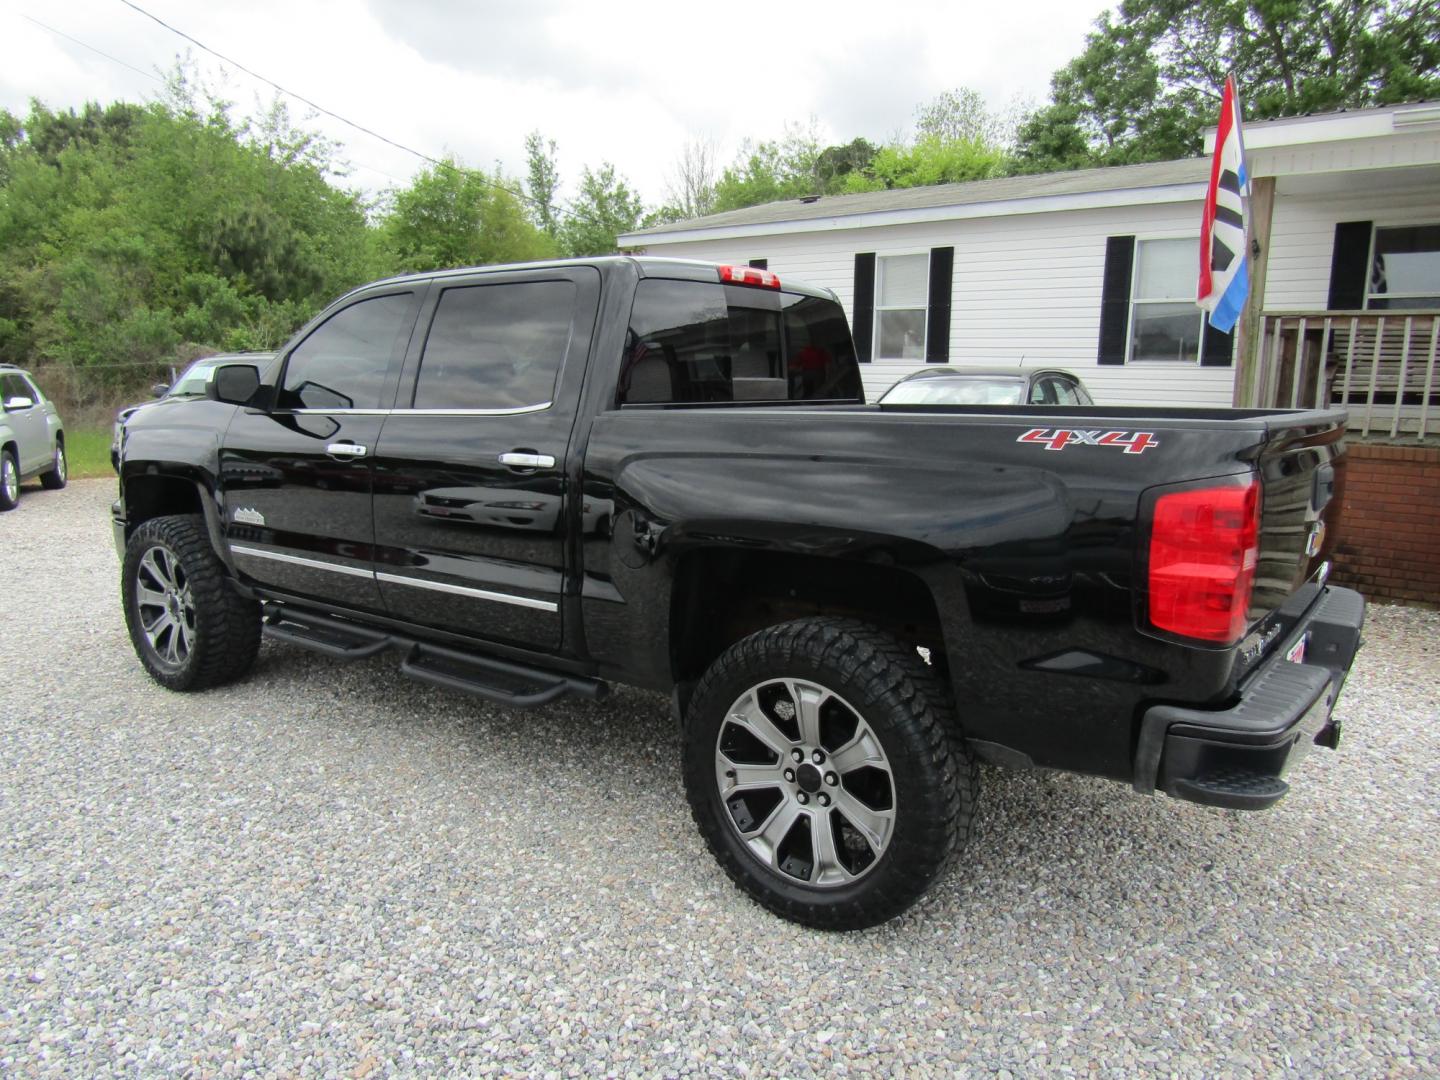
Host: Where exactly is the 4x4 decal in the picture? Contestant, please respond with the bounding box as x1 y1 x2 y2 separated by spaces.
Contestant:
1017 428 1159 454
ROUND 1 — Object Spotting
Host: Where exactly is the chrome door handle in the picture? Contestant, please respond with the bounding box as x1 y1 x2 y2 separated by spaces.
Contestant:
498 451 555 469
326 442 368 458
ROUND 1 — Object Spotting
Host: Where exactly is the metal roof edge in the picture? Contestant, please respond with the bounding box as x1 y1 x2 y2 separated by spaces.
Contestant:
620 181 1209 248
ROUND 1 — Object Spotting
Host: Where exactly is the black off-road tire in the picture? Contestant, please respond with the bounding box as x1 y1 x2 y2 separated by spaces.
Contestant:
0 449 19 511
39 440 67 490
122 514 261 691
683 617 979 931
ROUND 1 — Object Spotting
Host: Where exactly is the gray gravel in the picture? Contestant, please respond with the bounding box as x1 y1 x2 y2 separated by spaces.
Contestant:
1 479 1437 1078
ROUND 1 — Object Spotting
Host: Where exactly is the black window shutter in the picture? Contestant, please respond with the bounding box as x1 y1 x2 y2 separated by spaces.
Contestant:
853 253 876 363
1326 221 1372 310
925 246 954 363
1097 236 1135 365
748 258 767 270
1201 321 1234 366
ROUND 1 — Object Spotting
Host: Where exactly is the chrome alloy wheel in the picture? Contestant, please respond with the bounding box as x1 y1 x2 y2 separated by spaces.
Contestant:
134 544 196 668
2 455 16 504
54 445 66 483
715 678 896 887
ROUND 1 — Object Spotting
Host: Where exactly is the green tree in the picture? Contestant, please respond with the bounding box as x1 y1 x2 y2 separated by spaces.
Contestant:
815 137 877 193
710 122 824 212
1016 0 1440 170
560 163 646 256
0 79 379 378
841 135 1009 192
524 131 561 239
383 159 554 272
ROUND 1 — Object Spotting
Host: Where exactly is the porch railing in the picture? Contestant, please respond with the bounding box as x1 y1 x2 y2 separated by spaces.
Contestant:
1253 310 1440 439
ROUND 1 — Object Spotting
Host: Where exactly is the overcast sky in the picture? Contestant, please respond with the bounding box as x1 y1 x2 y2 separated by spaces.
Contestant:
1 0 1106 207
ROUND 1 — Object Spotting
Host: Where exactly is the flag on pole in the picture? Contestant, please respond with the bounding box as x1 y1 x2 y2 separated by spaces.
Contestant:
1198 74 1249 333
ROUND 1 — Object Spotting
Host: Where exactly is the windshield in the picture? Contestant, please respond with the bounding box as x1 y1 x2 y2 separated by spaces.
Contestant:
881 377 1025 406
168 360 225 397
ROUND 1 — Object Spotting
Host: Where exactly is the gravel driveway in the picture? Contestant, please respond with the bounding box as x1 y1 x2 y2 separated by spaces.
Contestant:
1 479 1437 1077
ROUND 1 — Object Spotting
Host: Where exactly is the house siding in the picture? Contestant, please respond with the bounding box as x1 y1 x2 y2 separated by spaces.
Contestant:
1263 184 1440 310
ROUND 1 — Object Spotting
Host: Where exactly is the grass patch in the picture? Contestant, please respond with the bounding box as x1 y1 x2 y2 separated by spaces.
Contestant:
64 426 114 479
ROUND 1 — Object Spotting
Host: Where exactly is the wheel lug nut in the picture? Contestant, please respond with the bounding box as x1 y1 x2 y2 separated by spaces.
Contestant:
783 768 796 783
796 792 809 805
811 750 825 764
824 772 838 786
791 749 804 763
818 793 831 807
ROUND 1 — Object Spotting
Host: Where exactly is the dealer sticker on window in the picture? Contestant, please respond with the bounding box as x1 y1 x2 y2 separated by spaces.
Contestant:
1285 634 1309 664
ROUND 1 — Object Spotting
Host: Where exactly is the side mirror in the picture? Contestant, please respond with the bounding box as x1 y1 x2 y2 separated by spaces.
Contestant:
206 364 262 406
151 383 170 398
3 395 34 411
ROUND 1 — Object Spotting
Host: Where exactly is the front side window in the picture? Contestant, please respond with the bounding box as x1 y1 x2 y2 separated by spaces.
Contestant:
619 280 861 405
413 281 575 410
1368 224 1440 309
280 292 414 410
875 254 928 360
1 373 31 404
1129 238 1201 363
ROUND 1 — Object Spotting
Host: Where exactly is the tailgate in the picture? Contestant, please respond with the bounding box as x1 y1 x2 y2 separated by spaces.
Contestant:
1241 414 1348 665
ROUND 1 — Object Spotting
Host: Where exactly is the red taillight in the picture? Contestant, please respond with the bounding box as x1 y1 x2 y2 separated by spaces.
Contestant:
1147 479 1260 644
719 264 781 290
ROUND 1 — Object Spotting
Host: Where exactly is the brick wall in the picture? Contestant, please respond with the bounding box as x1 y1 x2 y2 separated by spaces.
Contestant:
1329 443 1440 606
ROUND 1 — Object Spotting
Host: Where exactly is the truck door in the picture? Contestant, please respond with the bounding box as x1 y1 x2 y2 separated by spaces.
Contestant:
220 286 423 613
370 266 600 652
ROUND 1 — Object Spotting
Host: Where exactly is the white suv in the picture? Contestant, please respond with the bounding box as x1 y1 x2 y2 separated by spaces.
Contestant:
0 365 66 511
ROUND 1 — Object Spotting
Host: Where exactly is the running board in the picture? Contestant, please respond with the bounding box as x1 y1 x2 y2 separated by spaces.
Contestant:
260 603 607 708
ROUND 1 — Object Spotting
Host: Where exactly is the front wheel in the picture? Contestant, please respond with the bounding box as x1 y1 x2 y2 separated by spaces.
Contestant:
122 514 260 691
39 441 66 490
683 617 978 930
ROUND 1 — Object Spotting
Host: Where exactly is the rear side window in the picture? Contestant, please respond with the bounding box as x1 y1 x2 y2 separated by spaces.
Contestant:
413 280 576 410
281 293 414 410
619 280 861 405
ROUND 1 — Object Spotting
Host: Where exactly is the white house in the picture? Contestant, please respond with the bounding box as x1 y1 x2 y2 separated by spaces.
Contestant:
619 103 1440 415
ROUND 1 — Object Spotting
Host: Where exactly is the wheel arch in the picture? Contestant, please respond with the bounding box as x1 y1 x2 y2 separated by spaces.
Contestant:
669 546 949 708
120 470 231 570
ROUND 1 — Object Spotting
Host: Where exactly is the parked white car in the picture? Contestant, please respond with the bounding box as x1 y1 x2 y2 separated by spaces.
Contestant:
0 364 66 511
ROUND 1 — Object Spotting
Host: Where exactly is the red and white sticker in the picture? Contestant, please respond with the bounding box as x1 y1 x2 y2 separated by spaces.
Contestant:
1017 428 1160 454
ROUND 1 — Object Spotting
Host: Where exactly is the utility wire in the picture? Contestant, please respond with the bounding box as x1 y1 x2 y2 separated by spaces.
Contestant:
21 12 416 190
115 0 554 214
21 14 161 83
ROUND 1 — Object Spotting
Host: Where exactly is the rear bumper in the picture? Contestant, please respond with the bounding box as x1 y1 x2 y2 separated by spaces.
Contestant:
1133 585 1365 810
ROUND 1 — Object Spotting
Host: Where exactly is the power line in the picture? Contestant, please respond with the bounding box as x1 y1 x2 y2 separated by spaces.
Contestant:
21 14 161 83
20 12 416 190
115 0 548 212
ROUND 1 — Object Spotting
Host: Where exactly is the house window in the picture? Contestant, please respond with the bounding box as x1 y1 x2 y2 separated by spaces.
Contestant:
1368 224 1440 309
1129 238 1202 363
874 253 929 360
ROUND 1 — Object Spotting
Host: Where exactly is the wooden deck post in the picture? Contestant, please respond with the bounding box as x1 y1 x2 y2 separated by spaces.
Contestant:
1234 176 1276 406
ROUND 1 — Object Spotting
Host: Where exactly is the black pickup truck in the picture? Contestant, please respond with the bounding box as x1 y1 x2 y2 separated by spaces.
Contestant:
113 257 1365 929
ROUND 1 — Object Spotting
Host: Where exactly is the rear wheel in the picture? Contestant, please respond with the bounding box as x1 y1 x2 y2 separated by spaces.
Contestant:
39 441 66 490
122 514 260 691
0 450 18 511
683 617 977 930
